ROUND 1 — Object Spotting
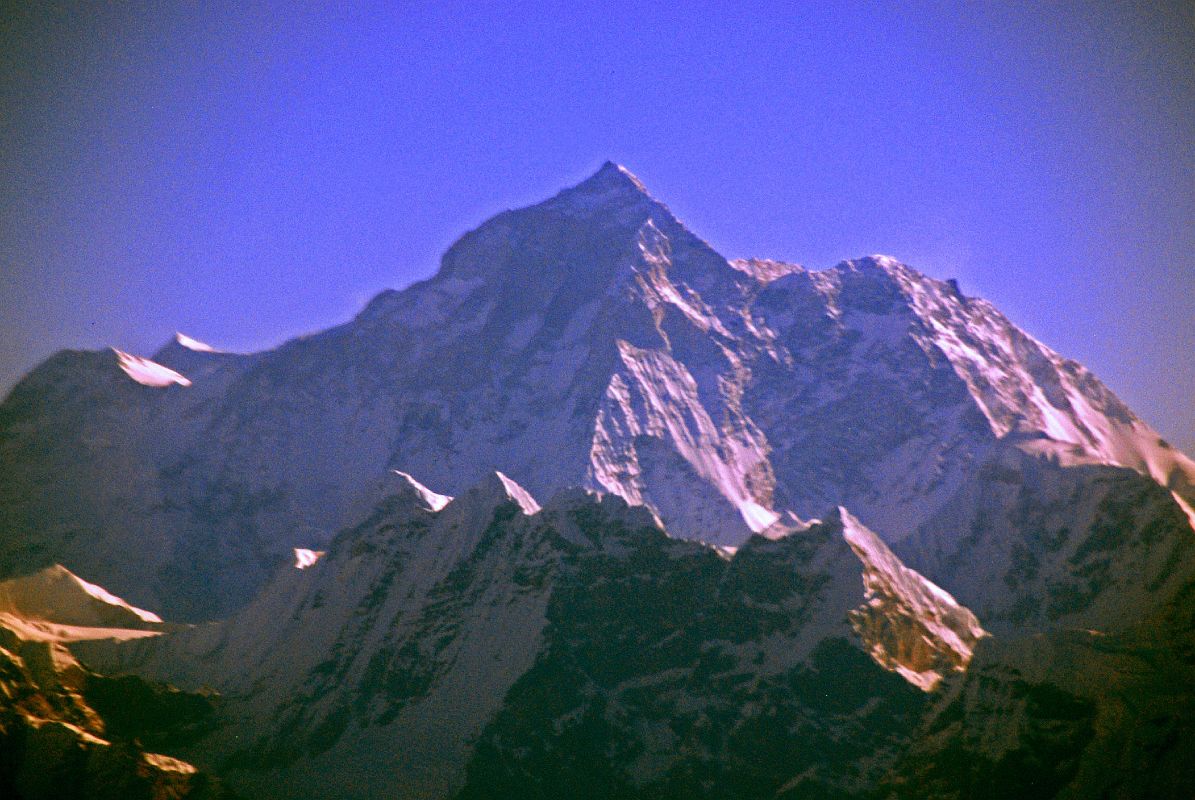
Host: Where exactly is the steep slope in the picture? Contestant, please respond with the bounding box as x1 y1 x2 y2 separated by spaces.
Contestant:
881 576 1195 800
0 340 259 619
81 472 982 800
0 562 174 650
837 508 985 691
744 255 1195 537
895 448 1195 636
2 164 1192 620
79 471 597 799
456 506 982 800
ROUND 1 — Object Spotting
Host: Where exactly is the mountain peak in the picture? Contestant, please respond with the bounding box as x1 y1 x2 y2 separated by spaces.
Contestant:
541 161 657 216
0 563 165 631
493 471 542 515
431 161 682 289
438 472 542 526
588 161 649 193
831 507 988 690
391 470 453 513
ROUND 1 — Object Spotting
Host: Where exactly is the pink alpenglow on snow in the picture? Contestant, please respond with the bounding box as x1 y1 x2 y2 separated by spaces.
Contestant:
0 564 167 642
175 331 218 352
293 548 326 569
112 348 192 387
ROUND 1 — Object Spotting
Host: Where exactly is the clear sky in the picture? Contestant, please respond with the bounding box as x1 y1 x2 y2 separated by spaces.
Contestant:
2 2 1192 452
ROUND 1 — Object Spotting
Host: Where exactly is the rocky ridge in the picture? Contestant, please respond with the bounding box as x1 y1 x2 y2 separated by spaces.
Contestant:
77 470 982 799
0 571 228 799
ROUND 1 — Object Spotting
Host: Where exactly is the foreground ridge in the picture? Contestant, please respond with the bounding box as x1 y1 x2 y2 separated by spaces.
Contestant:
79 471 980 798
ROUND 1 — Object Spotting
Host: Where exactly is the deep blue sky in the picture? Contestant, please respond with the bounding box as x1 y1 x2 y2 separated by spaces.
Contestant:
2 2 1192 451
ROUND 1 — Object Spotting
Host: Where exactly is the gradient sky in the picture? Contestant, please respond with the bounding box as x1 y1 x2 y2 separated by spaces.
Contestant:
2 2 1192 452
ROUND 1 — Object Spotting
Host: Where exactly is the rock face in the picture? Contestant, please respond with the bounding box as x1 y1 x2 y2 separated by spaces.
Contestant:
837 508 985 690
0 565 227 798
898 450 1195 636
72 467 1195 800
2 163 1192 621
0 618 228 800
83 473 981 800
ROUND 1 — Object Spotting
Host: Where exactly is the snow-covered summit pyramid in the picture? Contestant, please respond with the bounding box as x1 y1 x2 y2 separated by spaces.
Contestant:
1 163 1191 621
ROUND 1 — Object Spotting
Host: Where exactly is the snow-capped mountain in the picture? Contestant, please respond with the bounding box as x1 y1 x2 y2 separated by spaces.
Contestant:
2 162 1191 624
74 463 1190 799
5 163 1195 799
899 446 1195 636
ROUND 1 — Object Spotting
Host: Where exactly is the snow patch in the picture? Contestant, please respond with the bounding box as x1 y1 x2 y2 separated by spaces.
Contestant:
141 753 199 775
293 548 326 569
113 348 192 387
0 564 164 629
175 332 217 352
495 471 542 515
392 470 454 512
73 572 163 622
739 500 781 532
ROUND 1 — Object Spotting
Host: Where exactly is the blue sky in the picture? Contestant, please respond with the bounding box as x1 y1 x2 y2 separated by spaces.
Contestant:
2 1 1192 451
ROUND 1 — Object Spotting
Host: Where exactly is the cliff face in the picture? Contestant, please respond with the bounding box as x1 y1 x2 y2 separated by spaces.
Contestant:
881 581 1195 800
837 508 985 690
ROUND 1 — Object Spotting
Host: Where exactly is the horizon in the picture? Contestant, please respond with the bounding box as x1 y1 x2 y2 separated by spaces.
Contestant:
2 2 1192 452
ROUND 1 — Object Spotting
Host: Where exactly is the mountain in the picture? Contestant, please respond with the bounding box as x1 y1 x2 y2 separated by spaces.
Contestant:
2 162 1192 624
899 448 1195 636
77 471 982 800
73 467 1193 799
4 163 1194 798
